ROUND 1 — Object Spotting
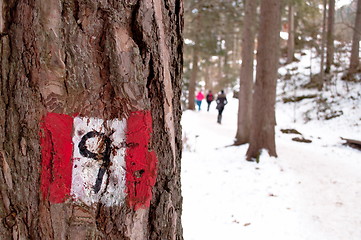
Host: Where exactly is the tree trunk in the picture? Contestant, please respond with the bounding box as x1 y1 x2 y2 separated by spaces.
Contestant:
319 0 327 89
0 1 184 239
349 0 361 73
204 64 212 92
216 55 223 90
246 0 280 160
188 46 198 110
235 0 258 145
232 34 239 69
223 38 231 85
286 4 295 64
224 46 229 84
325 0 335 73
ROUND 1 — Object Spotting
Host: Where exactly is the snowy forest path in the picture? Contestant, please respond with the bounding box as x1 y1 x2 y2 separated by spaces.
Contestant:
181 98 361 240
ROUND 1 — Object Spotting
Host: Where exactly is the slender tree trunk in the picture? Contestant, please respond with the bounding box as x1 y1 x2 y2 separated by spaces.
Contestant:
217 56 223 88
325 0 335 73
246 0 280 160
349 0 361 73
235 0 258 145
204 64 212 92
286 4 295 64
224 45 229 84
188 46 198 110
0 1 184 239
223 37 232 85
319 0 327 89
233 34 239 69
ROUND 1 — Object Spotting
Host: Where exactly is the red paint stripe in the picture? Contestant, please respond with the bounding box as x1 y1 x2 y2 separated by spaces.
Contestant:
125 111 157 210
40 113 74 203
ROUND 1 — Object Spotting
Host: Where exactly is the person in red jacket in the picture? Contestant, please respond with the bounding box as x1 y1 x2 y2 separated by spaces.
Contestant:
196 91 204 111
206 90 214 112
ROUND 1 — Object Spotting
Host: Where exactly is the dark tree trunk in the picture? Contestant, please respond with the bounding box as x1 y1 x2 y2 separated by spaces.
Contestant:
246 0 280 160
349 0 361 73
286 4 295 64
325 0 335 73
188 46 198 110
319 0 327 89
0 1 183 239
235 0 258 145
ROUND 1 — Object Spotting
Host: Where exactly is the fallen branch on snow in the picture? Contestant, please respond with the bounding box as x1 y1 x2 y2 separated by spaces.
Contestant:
282 94 317 103
281 129 302 135
292 137 312 143
341 137 361 151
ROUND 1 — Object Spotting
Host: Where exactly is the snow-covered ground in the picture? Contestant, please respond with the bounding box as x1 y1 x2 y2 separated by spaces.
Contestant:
181 50 361 239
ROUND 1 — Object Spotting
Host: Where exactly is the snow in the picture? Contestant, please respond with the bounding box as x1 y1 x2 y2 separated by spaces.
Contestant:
181 49 361 239
336 0 353 9
280 31 289 40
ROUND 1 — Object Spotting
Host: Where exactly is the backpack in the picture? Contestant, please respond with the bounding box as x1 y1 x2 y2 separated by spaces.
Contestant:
207 94 213 102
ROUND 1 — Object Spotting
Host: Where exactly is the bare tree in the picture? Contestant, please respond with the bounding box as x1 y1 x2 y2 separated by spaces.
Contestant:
286 3 295 64
235 0 258 145
0 1 183 239
319 0 327 89
349 0 361 74
204 63 213 92
325 0 335 73
246 0 281 160
188 45 198 110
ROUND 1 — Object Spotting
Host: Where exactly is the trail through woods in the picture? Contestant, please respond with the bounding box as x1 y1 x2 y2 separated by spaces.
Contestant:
181 94 361 240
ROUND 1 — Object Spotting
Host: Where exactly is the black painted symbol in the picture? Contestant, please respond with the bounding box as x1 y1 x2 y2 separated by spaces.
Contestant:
78 131 111 193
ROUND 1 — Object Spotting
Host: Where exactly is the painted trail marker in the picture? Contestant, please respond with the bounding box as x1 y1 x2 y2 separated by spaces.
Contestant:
40 111 157 209
40 113 73 204
71 117 127 206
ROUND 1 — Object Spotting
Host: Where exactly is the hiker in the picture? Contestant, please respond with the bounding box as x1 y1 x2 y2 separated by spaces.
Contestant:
196 91 204 111
206 90 214 112
216 90 228 124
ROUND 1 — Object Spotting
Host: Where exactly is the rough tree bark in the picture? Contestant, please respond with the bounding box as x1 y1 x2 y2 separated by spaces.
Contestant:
325 0 335 73
234 0 258 145
246 0 280 160
349 0 361 74
286 3 295 64
0 1 183 239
